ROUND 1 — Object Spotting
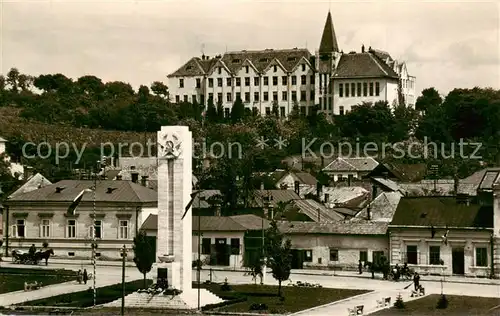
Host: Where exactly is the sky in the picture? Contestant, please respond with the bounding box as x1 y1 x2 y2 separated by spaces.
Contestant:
1 0 499 96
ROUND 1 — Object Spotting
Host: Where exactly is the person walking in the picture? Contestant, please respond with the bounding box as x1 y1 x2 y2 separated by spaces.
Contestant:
358 260 363 274
83 269 88 285
413 272 420 291
77 270 82 284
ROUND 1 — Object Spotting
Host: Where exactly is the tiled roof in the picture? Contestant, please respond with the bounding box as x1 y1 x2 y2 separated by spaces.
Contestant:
294 172 318 185
399 180 455 197
141 214 269 231
323 157 379 172
322 186 369 206
479 170 500 191
6 180 157 204
332 207 361 217
193 190 223 209
462 167 500 184
371 49 393 62
252 189 300 208
354 192 402 222
333 52 399 79
9 173 52 198
169 49 313 77
377 163 427 182
390 197 493 228
319 11 339 53
291 199 344 222
278 220 388 235
371 177 400 192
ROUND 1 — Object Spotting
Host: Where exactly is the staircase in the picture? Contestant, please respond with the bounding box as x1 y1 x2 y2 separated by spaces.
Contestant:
103 288 223 310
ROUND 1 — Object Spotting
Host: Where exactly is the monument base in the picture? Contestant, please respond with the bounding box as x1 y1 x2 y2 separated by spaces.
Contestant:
103 288 224 310
151 262 181 290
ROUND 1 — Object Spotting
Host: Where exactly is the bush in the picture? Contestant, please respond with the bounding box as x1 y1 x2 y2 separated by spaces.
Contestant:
394 293 405 309
436 294 449 309
249 303 268 311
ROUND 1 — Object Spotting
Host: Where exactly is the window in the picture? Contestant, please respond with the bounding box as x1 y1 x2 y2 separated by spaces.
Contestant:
226 78 232 87
310 75 315 84
375 82 380 96
208 93 213 101
345 83 350 97
339 106 344 115
273 91 278 101
67 220 76 238
369 82 374 96
201 238 211 255
301 75 306 85
282 91 287 101
329 249 338 261
300 91 306 101
254 77 259 86
265 107 271 115
208 78 213 88
292 91 297 101
245 77 250 86
224 108 230 117
263 77 269 86
230 238 240 255
235 78 241 87
302 64 306 72
131 173 139 183
183 95 188 103
263 92 269 101
245 92 250 102
216 78 222 87
310 91 315 101
476 247 487 267
217 93 222 102
357 83 361 96
429 246 440 265
245 66 249 73
254 92 259 102
363 82 368 96
196 78 201 88
273 65 277 72
89 220 102 239
227 93 232 102
406 245 418 264
14 219 25 238
175 95 180 103
291 76 297 85
119 220 129 239
300 106 306 115
339 83 343 97
179 79 184 88
280 106 286 117
218 67 222 74
349 83 355 97
373 251 384 265
304 250 313 262
235 92 241 100
192 95 197 103
360 251 368 263
282 76 287 85
41 219 50 238
273 76 278 86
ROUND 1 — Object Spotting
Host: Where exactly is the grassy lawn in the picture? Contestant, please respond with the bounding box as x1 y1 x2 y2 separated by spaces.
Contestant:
200 283 370 314
0 267 76 294
18 279 152 308
371 295 500 316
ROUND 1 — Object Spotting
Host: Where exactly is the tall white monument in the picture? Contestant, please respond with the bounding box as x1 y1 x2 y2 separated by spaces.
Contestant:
155 126 192 291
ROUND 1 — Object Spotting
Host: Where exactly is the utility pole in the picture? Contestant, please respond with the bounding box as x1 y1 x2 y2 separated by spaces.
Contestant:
121 244 127 316
92 160 98 308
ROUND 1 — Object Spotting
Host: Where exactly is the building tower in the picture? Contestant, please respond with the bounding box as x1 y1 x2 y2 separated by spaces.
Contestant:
315 11 341 116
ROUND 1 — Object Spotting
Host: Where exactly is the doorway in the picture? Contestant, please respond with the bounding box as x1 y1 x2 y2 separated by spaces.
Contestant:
452 248 465 275
215 238 230 266
291 249 304 269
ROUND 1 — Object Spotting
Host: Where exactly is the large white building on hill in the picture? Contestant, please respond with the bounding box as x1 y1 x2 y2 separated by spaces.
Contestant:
167 11 416 117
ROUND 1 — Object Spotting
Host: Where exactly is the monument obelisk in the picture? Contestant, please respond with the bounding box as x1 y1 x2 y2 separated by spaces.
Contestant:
154 126 192 291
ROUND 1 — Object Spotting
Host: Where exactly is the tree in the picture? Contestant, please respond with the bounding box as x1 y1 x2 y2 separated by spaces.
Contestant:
271 101 279 117
133 230 156 288
265 220 292 297
206 97 217 123
415 87 442 113
231 97 245 123
216 99 224 122
150 81 169 99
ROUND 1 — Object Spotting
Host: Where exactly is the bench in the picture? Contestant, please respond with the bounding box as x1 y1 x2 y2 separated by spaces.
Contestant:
24 281 42 291
384 297 391 306
411 287 425 297
347 305 364 315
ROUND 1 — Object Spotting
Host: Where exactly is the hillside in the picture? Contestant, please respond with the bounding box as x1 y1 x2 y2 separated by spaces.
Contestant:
0 107 157 148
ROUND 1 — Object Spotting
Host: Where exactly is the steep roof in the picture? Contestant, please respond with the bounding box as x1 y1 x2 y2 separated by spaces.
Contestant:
141 214 269 231
294 172 318 185
319 11 339 53
323 157 379 172
6 180 157 204
291 199 345 222
323 186 369 205
399 180 455 197
252 189 300 208
390 197 493 228
169 49 312 77
333 52 399 79
9 173 52 198
371 177 400 192
278 220 388 235
354 191 402 222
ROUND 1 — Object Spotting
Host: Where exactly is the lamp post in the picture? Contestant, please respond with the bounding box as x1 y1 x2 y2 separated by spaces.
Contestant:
121 244 127 316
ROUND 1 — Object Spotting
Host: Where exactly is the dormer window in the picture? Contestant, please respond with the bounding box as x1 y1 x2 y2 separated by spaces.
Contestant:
301 64 306 71
245 66 249 73
260 58 268 63
273 65 277 72
186 66 192 70
232 59 240 64
218 67 222 74
55 187 65 193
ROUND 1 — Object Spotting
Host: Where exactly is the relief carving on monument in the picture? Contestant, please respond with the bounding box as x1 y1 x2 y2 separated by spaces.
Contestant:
158 133 182 160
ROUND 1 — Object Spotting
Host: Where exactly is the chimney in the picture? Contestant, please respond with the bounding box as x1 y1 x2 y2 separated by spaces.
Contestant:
116 175 122 180
141 176 148 187
316 182 322 198
347 175 353 186
294 181 300 196
324 193 330 204
372 185 377 200
367 205 371 220
362 44 365 53
317 208 321 222
321 156 325 168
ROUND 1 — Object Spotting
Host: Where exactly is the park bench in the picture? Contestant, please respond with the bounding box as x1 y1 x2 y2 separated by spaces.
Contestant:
24 281 42 291
347 305 364 315
384 297 391 306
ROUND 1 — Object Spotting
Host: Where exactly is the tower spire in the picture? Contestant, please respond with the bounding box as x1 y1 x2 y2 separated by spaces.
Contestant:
319 11 339 54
